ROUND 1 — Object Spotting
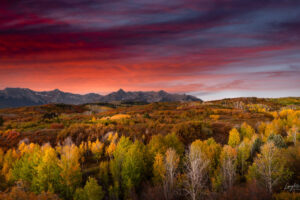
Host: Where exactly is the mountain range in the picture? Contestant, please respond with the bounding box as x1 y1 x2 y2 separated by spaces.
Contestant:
0 88 201 108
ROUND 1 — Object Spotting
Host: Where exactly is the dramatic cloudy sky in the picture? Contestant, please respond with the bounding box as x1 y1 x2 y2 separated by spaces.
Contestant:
0 0 300 100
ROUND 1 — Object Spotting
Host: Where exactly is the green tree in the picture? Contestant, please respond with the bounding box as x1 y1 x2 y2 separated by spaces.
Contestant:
2 149 19 182
74 177 104 200
237 138 251 176
12 152 39 188
148 133 184 160
250 136 263 157
12 143 41 189
247 142 291 193
121 141 146 191
74 188 86 200
99 161 109 188
33 146 62 194
267 134 287 148
110 136 133 184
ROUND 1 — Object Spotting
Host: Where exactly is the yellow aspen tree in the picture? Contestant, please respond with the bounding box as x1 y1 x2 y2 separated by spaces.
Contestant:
163 148 179 200
152 152 165 184
240 122 255 139
2 149 19 182
59 143 82 199
237 138 251 176
220 145 237 190
190 138 221 176
228 128 240 147
184 142 209 200
78 141 88 166
288 125 299 146
90 139 104 162
34 146 61 194
106 133 118 158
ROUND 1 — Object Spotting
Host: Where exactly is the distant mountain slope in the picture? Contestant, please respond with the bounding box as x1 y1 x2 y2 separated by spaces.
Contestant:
101 89 200 103
0 88 201 108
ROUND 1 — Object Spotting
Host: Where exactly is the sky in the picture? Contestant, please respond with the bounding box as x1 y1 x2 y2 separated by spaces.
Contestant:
0 0 300 100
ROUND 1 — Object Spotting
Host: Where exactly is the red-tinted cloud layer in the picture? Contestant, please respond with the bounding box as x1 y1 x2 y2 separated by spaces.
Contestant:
0 0 300 100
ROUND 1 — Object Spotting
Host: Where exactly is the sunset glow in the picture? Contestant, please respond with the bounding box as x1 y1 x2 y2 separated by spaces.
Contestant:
1 0 300 100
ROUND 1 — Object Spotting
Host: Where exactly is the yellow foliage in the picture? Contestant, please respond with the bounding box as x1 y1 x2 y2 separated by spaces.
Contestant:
165 148 179 172
18 142 40 155
263 118 285 140
108 132 118 143
101 114 130 121
190 138 221 174
228 128 240 147
106 133 118 157
258 122 267 135
279 109 294 119
79 142 88 155
210 114 220 120
240 122 255 139
270 111 279 119
106 142 116 157
110 114 130 120
221 145 237 161
59 143 82 194
2 149 19 182
55 143 62 155
247 104 267 113
91 116 97 122
152 153 166 184
18 142 27 154
90 139 104 161
274 192 300 200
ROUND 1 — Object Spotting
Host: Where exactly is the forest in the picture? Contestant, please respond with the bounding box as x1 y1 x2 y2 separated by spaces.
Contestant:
0 97 299 200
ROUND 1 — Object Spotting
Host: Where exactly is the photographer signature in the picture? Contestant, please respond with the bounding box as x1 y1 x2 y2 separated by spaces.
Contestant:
284 183 300 192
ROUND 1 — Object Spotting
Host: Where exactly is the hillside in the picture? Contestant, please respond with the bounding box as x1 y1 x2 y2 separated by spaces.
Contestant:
0 97 299 199
0 97 299 149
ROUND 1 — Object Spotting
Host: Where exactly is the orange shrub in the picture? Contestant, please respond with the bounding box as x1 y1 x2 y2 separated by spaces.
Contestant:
210 115 220 120
50 123 64 129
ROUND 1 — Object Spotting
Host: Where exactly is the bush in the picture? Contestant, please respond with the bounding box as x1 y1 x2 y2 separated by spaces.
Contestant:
173 121 212 144
210 114 220 120
251 137 263 157
274 192 300 200
268 134 287 148
74 177 104 200
50 123 64 129
220 182 271 200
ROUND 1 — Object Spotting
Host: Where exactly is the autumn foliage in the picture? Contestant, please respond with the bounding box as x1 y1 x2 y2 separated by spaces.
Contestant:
0 98 299 199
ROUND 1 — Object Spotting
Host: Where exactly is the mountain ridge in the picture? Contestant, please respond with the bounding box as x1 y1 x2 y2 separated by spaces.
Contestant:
0 87 201 108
